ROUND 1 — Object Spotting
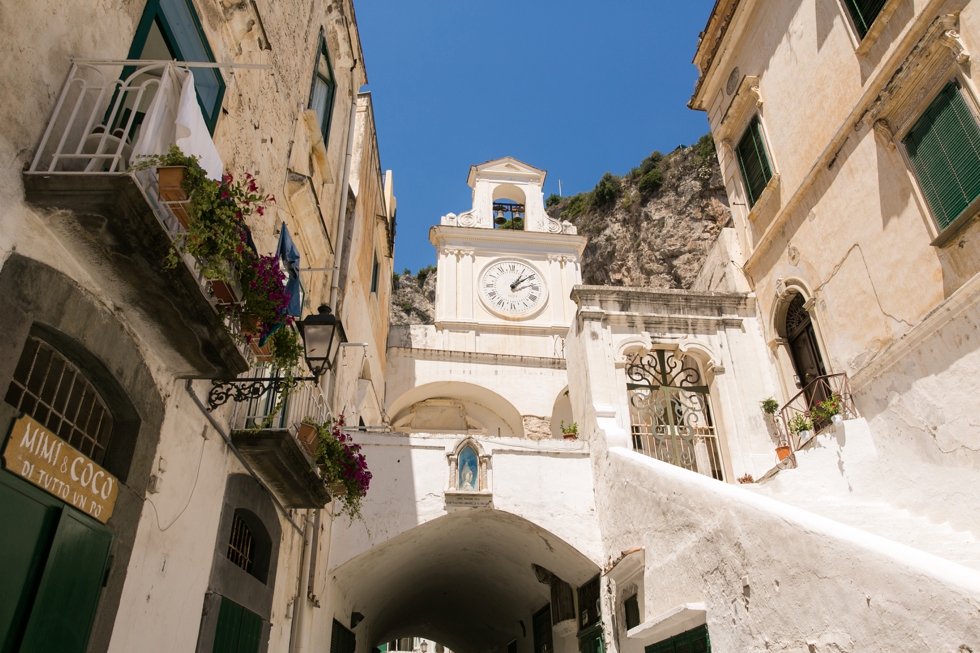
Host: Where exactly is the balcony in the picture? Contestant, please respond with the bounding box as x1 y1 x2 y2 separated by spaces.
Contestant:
22 60 249 379
779 373 860 451
231 375 335 508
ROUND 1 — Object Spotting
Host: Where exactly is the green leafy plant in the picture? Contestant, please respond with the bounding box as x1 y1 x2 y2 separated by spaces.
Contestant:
760 398 780 415
560 193 590 220
545 193 562 208
268 326 301 372
560 420 578 436
638 168 663 196
789 414 813 434
638 151 664 177
416 265 436 287
592 172 620 207
311 416 371 521
497 217 524 230
811 394 842 421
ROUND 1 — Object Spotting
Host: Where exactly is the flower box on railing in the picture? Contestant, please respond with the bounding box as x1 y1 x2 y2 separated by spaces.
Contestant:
778 373 859 452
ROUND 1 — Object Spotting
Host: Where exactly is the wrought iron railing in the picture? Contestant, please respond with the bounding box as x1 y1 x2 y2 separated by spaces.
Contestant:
626 349 726 481
778 373 859 450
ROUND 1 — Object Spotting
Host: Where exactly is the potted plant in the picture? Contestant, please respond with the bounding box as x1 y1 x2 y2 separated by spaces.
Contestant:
135 146 206 229
560 421 578 440
789 414 814 444
760 397 783 445
310 416 372 521
812 394 844 426
297 419 319 456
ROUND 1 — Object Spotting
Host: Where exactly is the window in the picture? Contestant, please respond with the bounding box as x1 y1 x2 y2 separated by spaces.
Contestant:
624 594 641 631
644 625 710 653
5 336 114 464
735 116 773 208
578 575 601 631
227 513 254 574
310 33 337 146
128 0 225 133
533 604 554 653
842 0 889 39
371 253 380 294
903 80 980 233
331 620 356 653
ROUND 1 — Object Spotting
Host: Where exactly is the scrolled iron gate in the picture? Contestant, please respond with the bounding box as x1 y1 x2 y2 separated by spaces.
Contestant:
626 349 725 481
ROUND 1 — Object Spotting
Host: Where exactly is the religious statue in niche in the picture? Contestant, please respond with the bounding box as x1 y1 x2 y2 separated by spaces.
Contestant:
447 438 490 495
458 446 478 491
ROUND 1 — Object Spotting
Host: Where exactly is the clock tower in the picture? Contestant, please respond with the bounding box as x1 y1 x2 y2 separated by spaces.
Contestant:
430 157 586 338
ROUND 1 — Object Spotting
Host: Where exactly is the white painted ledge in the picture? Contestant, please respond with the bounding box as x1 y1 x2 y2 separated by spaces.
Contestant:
626 603 706 644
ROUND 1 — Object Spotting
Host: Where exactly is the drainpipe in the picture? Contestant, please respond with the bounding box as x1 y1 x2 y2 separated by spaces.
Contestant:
329 97 359 314
290 509 315 653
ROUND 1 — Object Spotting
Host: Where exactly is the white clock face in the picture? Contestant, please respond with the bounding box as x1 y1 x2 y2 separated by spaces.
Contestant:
479 259 548 318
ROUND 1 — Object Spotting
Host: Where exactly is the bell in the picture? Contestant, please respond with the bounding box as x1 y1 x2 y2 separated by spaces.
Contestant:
494 209 507 225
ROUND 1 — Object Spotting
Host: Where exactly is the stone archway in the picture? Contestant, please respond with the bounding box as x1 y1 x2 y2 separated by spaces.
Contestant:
330 509 600 653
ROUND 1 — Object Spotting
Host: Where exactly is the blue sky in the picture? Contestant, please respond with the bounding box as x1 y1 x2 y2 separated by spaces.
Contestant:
355 1 716 273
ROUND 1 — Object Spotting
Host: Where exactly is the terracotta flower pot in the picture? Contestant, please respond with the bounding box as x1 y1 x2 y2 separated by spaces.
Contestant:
562 433 577 441
776 445 792 461
209 276 242 305
240 314 273 362
297 422 318 456
329 481 347 498
157 166 191 228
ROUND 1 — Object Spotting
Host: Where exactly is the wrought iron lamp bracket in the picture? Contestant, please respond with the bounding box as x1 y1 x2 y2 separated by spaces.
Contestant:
207 375 317 411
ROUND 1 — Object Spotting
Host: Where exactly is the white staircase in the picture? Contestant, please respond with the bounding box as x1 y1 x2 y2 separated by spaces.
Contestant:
743 419 980 570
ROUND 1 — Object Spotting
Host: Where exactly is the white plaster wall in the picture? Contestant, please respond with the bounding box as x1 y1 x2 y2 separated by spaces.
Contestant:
328 432 602 570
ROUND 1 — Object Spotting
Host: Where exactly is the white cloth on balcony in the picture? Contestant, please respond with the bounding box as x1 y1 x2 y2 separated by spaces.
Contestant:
130 63 223 181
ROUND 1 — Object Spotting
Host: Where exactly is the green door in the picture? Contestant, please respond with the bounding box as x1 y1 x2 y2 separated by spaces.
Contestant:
0 471 114 653
213 597 263 653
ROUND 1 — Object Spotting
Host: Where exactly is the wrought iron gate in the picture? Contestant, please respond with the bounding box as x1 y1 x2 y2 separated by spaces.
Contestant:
626 349 725 481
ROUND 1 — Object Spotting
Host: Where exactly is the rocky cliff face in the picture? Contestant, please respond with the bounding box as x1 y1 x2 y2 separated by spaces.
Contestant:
547 135 730 288
390 135 730 323
390 267 436 326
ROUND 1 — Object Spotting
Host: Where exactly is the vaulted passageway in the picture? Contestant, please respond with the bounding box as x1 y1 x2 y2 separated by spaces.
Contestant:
332 508 600 653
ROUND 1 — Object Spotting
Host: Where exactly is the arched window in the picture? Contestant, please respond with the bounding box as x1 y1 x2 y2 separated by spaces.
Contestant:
458 446 478 491
626 349 724 481
226 508 273 584
4 335 114 464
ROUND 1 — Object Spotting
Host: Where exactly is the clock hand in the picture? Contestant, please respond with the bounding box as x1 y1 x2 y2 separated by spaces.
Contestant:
510 273 529 290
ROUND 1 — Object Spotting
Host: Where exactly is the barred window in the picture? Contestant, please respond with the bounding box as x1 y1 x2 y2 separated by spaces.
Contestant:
5 336 114 463
227 512 255 575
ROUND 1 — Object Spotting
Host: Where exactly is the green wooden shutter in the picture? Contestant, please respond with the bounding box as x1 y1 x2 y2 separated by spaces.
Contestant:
736 117 774 208
18 506 114 653
533 604 554 653
212 597 263 653
903 81 980 231
0 473 63 653
644 625 710 653
330 620 356 653
842 0 889 38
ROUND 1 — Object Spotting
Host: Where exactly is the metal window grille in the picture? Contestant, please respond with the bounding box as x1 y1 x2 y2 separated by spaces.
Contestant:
578 575 601 630
627 349 725 481
227 513 255 574
4 336 114 463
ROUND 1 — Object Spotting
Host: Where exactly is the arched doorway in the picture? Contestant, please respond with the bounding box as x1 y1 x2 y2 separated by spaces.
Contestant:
784 293 827 391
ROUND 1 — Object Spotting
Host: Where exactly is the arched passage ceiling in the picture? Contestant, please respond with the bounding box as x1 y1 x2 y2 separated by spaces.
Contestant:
333 508 600 653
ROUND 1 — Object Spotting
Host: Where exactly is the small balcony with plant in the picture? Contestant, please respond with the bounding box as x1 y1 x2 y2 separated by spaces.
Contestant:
22 59 277 379
777 373 860 454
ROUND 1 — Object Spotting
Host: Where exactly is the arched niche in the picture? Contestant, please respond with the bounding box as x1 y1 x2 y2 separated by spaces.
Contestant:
491 184 526 230
769 278 833 399
447 438 489 492
492 183 527 204
549 387 574 439
387 382 524 438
